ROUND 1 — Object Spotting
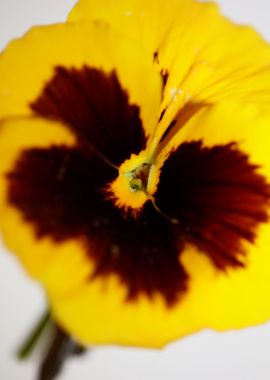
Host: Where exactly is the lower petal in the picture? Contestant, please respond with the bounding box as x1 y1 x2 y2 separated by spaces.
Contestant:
50 220 270 347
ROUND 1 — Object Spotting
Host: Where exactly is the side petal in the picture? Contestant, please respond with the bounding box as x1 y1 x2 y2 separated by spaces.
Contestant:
0 21 162 138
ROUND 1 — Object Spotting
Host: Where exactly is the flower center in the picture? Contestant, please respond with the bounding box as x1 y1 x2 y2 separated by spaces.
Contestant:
126 163 151 193
108 151 159 213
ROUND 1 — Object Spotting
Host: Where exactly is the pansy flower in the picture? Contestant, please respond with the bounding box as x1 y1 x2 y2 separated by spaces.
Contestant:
1 0 270 362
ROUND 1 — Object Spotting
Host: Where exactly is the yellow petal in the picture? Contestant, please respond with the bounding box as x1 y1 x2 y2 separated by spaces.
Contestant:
0 21 162 138
158 3 270 133
0 117 91 296
68 0 191 54
155 2 270 148
69 0 270 149
163 102 270 180
50 223 270 348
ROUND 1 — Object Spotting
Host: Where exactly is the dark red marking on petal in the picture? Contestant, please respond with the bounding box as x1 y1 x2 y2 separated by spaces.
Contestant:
153 51 159 64
158 108 166 123
159 120 177 142
31 66 146 166
7 147 114 239
7 147 188 306
88 201 188 304
157 102 207 152
153 50 168 99
156 141 270 270
161 69 169 89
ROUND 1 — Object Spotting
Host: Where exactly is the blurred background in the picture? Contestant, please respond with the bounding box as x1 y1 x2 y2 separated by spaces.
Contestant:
0 1 270 379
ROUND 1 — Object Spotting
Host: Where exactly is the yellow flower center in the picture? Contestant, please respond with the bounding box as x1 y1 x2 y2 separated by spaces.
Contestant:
109 150 159 212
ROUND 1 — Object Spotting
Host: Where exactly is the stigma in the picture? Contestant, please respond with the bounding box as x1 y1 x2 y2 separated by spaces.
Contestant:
126 163 152 193
108 151 159 212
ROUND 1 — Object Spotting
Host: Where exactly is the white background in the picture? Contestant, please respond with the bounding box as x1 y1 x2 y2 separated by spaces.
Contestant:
0 1 270 379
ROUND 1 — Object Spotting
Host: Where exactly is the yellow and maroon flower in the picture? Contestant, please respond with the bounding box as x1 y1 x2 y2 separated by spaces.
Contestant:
1 0 270 349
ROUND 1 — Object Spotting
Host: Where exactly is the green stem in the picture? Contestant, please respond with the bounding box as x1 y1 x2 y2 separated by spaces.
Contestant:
17 310 51 360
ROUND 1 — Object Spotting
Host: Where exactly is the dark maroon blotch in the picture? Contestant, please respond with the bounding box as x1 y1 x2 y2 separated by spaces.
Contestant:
156 141 270 270
31 66 146 166
7 146 188 306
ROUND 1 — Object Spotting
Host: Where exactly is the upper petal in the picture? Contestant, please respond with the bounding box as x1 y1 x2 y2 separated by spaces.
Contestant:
68 0 191 54
69 0 270 150
0 21 162 139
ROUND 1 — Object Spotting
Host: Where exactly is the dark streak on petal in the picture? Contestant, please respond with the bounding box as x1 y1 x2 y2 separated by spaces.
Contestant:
161 69 169 89
158 108 166 123
31 66 146 166
153 51 168 101
156 141 270 270
157 102 207 154
153 51 159 64
159 119 176 142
